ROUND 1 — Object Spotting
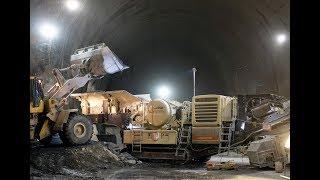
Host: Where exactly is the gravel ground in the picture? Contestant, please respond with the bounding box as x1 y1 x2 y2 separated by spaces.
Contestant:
96 162 289 180
30 142 289 179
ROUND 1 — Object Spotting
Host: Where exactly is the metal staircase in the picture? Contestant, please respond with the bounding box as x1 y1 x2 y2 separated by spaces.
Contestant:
218 122 234 155
131 129 142 153
175 125 191 158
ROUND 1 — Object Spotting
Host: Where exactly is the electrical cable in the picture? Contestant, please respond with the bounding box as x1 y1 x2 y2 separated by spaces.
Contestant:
230 128 264 147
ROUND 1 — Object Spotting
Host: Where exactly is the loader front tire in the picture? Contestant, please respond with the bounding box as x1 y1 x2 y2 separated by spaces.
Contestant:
60 115 93 145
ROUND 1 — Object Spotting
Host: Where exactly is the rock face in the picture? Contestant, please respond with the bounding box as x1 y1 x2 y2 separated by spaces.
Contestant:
30 142 137 178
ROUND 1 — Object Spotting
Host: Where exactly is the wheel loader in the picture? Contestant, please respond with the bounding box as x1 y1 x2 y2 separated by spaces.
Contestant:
30 43 129 145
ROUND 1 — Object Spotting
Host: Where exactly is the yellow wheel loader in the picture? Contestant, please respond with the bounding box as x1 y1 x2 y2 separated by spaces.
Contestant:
30 75 93 145
30 43 129 145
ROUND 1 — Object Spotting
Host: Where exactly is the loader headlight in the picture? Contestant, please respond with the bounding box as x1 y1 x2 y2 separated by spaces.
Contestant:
285 135 290 149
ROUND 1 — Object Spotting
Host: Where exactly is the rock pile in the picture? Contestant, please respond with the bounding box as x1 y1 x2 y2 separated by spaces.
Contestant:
30 142 139 178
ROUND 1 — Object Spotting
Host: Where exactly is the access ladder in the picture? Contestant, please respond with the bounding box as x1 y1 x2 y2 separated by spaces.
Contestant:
131 129 142 153
218 122 234 155
175 125 191 159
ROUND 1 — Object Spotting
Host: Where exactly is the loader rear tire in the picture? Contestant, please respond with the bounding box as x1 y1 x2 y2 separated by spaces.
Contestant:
60 115 93 145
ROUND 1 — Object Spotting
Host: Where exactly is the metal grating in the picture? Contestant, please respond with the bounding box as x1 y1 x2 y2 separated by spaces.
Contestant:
194 97 218 123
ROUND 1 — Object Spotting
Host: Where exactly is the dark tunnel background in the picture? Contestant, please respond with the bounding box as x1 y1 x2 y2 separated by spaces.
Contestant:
30 0 290 102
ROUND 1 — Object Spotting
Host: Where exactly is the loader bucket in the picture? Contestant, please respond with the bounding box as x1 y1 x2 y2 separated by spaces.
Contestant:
70 43 129 76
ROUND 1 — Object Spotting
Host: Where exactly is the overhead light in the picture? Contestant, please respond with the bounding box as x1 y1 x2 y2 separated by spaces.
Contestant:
66 0 80 11
157 86 170 99
39 23 58 40
275 33 287 45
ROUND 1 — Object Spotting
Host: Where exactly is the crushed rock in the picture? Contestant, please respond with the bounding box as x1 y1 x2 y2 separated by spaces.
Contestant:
30 142 138 178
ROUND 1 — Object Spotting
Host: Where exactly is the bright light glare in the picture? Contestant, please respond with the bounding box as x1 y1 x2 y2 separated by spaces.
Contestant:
276 33 287 45
66 0 80 11
241 122 245 130
39 23 58 40
127 123 140 129
157 86 170 99
285 135 290 149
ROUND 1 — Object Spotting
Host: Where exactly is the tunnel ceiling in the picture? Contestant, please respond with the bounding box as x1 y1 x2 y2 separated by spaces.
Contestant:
30 0 290 101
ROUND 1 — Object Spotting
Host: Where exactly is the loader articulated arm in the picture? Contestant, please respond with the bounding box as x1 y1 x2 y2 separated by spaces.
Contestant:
45 68 93 101
50 73 93 100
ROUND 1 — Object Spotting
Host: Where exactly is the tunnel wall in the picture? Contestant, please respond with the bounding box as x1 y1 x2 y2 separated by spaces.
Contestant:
30 0 290 101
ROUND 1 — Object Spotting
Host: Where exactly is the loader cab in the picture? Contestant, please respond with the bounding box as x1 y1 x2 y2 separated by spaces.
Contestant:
30 76 45 113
